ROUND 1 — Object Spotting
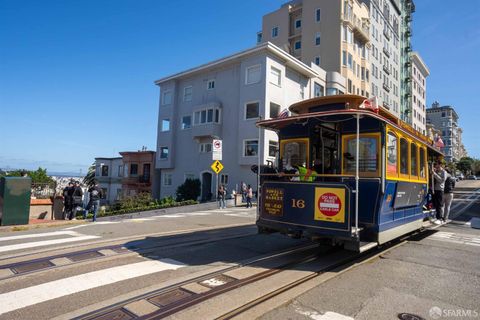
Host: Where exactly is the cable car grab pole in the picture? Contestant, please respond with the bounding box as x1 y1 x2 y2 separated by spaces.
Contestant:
355 113 360 238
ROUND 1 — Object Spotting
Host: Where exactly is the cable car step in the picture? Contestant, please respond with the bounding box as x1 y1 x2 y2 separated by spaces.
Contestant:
344 240 378 252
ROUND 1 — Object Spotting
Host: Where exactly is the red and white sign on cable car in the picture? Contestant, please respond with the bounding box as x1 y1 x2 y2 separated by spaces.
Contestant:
314 187 346 223
212 139 222 161
359 96 379 113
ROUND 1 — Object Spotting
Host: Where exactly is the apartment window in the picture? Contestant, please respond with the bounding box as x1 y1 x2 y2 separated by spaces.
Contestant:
342 25 347 42
314 56 320 66
314 82 324 97
272 26 279 38
161 119 170 132
256 32 262 44
269 102 280 118
181 116 191 129
315 33 321 46
101 165 109 177
348 79 352 93
160 147 169 159
342 51 347 66
161 91 172 105
101 188 107 199
246 64 261 84
294 40 301 50
245 102 259 119
163 173 172 186
118 165 123 177
220 174 229 185
199 143 212 153
130 164 138 176
183 86 192 102
269 140 279 157
348 53 353 69
295 19 301 29
315 8 321 22
194 107 221 125
207 80 215 90
270 67 281 86
244 140 258 157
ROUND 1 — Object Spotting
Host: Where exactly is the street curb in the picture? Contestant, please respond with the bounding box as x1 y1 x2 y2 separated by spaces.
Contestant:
0 220 86 233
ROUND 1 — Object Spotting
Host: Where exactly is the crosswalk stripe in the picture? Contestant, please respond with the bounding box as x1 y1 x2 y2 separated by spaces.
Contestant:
0 235 100 253
0 259 185 316
0 231 80 242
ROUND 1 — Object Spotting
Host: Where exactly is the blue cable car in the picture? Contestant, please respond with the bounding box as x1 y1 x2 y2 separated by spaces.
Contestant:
255 95 443 252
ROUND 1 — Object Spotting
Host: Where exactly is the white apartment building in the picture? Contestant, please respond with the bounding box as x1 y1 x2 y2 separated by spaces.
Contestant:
411 51 429 135
94 157 123 204
154 42 345 200
361 0 402 116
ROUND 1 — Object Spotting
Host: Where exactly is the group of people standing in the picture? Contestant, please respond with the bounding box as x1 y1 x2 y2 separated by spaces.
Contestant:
217 182 254 209
62 181 104 222
432 162 456 224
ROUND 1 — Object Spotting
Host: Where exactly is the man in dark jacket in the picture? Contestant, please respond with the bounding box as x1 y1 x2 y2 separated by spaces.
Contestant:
443 168 456 222
84 181 104 222
62 182 74 220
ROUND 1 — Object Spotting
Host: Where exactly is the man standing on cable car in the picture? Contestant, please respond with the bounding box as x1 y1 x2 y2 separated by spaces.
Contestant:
432 161 447 224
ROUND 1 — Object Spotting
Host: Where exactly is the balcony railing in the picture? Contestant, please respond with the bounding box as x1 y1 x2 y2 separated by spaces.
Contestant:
383 47 390 57
383 64 391 75
341 13 370 43
383 83 391 92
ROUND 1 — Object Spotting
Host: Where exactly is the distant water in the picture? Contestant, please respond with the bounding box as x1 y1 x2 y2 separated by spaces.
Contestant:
49 172 85 178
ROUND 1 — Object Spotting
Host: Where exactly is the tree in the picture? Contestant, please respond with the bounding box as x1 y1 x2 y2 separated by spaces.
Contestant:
456 157 474 175
176 179 201 201
83 162 96 188
0 168 54 184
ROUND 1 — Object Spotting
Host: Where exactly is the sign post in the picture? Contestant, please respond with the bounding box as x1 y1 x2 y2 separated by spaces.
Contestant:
211 160 224 205
212 139 222 161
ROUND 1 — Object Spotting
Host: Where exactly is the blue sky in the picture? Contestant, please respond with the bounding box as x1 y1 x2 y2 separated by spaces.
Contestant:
1 0 479 174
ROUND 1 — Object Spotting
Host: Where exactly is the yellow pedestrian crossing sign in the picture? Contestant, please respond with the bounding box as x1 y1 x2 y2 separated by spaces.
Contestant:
211 160 224 174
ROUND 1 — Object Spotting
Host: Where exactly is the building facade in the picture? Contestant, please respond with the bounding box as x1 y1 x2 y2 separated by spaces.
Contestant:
426 102 466 163
154 42 345 200
94 157 123 204
361 0 401 116
410 51 429 135
259 0 370 97
400 0 414 123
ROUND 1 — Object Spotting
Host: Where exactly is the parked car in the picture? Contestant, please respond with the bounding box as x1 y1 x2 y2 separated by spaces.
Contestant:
467 175 477 180
457 173 464 180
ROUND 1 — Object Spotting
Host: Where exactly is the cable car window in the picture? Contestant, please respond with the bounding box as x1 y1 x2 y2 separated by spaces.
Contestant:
387 132 397 176
281 139 308 169
419 148 426 178
411 143 418 177
343 136 378 173
400 138 408 175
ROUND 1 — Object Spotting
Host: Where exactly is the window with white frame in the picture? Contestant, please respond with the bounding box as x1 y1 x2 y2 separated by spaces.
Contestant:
161 119 170 132
245 102 259 119
185 173 195 181
246 64 261 84
295 19 301 29
183 86 192 102
314 82 324 97
315 33 321 46
269 102 280 118
163 173 172 186
270 67 281 86
220 174 229 185
118 165 124 177
314 56 320 66
315 8 321 22
199 143 212 153
207 80 215 90
181 115 191 129
193 107 221 125
162 91 172 105
269 140 278 157
160 147 169 159
272 26 279 38
244 140 258 157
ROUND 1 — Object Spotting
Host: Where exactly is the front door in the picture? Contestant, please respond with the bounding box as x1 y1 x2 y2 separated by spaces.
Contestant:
201 172 213 202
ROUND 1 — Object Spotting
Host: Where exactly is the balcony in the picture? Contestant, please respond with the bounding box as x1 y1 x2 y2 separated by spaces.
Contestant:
405 26 412 38
383 101 390 110
383 83 391 92
192 122 222 139
341 14 370 43
383 28 390 41
383 47 390 58
405 45 412 53
383 64 391 75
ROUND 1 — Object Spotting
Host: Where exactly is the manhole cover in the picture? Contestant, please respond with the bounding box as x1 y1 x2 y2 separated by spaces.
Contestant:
148 288 193 307
398 313 426 320
68 251 103 262
199 274 236 288
12 260 54 274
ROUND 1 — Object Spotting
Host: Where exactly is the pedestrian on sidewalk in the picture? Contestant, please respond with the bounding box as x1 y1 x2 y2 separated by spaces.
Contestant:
71 181 84 220
62 181 74 220
432 161 447 224
246 184 253 208
84 182 103 222
443 168 456 222
218 184 226 209
241 181 247 202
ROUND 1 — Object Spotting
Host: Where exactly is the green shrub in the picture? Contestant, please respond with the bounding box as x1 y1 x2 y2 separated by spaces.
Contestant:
176 178 201 202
